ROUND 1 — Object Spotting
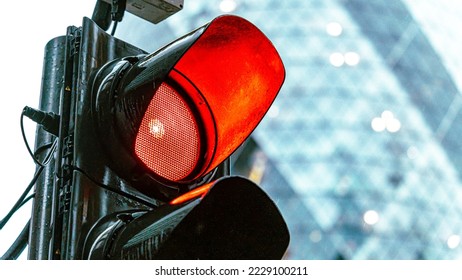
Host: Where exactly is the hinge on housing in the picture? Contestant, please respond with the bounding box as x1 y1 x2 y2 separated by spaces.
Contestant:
68 26 82 58
62 134 74 159
58 134 74 181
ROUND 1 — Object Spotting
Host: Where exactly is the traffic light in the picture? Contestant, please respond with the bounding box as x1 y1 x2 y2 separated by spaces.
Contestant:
91 14 285 200
31 11 288 259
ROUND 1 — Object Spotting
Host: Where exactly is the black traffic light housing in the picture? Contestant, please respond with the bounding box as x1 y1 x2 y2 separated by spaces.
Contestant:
31 12 288 260
83 177 288 259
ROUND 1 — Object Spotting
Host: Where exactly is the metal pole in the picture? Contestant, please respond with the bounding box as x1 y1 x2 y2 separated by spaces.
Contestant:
28 36 66 259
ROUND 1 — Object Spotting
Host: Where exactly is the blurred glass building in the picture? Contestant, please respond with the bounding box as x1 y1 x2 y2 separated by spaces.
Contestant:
117 0 462 259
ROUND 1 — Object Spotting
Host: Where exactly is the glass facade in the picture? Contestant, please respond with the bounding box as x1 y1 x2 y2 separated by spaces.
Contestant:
117 0 462 259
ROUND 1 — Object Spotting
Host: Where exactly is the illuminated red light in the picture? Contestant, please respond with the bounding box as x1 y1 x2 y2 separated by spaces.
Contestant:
135 83 201 182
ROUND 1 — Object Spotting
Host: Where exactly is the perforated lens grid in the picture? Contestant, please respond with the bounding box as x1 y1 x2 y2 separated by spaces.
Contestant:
134 83 201 182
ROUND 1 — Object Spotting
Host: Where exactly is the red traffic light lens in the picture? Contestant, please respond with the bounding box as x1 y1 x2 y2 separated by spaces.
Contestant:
135 82 201 182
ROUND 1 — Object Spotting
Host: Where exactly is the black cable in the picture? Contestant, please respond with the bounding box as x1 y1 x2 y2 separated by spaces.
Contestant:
72 166 158 209
18 193 35 209
34 142 56 166
0 219 30 260
0 166 43 230
21 106 60 168
22 106 60 136
20 111 44 167
111 20 118 36
0 139 57 230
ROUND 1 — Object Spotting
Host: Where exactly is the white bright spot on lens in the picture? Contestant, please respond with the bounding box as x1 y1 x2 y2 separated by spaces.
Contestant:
371 117 386 132
387 117 401 133
363 210 379 225
330 52 344 67
372 110 402 133
447 235 461 249
326 22 343 36
149 119 165 138
345 52 360 66
219 0 237 12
